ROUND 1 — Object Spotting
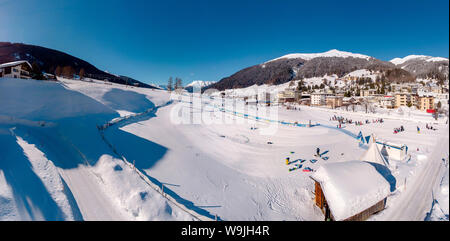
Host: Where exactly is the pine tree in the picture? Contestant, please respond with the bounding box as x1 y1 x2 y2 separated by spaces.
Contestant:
31 61 45 80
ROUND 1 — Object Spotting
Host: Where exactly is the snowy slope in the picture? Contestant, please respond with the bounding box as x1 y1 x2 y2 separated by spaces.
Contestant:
0 77 195 221
390 55 449 65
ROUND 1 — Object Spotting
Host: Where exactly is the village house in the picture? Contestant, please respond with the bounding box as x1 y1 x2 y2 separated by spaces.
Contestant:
342 97 358 105
395 93 413 108
311 93 332 106
311 161 390 221
0 61 33 79
418 95 435 111
377 96 395 109
325 96 343 109
360 89 377 97
311 140 392 221
277 89 299 103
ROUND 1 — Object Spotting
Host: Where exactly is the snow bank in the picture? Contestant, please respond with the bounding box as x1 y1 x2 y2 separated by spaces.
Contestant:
436 168 449 215
15 134 77 220
311 161 391 221
91 155 195 221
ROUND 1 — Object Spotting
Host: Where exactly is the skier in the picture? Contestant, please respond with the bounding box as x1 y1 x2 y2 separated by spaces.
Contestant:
417 126 420 133
316 147 320 156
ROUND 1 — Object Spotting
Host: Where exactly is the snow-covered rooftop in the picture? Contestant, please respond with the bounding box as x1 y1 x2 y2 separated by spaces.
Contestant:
311 161 391 221
0 60 32 69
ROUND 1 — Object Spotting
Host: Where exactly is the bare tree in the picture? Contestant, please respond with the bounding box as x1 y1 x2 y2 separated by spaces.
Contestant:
435 101 442 120
167 77 173 92
62 66 75 79
177 78 182 89
55 66 62 77
79 68 85 80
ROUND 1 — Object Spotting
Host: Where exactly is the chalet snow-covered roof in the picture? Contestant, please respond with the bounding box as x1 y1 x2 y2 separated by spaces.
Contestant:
0 60 32 69
311 161 390 221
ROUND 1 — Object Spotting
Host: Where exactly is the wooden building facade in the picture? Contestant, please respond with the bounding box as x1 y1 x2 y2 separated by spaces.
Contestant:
313 180 387 221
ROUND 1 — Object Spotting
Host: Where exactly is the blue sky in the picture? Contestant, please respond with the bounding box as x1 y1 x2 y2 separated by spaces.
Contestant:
0 0 448 85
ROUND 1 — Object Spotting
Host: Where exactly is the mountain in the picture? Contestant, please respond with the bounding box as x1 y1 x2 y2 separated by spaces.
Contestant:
207 49 399 91
185 80 215 92
0 42 156 88
390 55 449 81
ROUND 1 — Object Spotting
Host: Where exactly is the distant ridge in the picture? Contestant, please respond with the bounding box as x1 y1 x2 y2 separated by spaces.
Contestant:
207 49 449 91
0 42 156 88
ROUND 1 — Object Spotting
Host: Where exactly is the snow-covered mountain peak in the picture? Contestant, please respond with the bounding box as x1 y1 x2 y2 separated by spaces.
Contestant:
390 55 449 65
266 49 372 63
185 80 216 88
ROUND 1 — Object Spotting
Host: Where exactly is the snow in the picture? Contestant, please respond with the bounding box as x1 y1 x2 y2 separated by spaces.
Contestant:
360 139 390 167
311 161 391 221
186 80 216 89
344 69 380 81
0 60 32 68
14 133 78 220
266 49 372 63
390 55 449 65
1 76 448 221
90 155 194 220
0 77 200 220
426 57 449 62
436 168 449 215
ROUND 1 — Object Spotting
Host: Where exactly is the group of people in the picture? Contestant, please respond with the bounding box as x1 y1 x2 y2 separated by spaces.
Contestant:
394 124 437 134
394 125 405 134
370 118 384 124
426 123 437 131
330 115 384 127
